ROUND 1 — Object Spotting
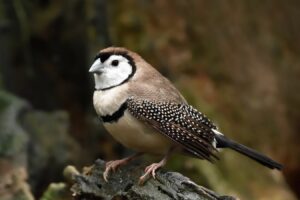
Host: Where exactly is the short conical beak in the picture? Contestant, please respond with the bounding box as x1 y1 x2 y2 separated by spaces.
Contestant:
89 59 102 73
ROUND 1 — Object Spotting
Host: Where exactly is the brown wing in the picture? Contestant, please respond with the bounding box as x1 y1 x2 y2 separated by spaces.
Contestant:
127 97 219 162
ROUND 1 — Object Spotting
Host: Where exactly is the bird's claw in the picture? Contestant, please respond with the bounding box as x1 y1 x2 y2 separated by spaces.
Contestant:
138 162 163 185
103 159 129 182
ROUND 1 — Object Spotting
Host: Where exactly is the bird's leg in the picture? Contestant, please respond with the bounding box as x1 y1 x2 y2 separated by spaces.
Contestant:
103 152 143 182
138 147 175 185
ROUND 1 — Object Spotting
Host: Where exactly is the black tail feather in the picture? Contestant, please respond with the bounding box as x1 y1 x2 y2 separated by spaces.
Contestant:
215 134 283 170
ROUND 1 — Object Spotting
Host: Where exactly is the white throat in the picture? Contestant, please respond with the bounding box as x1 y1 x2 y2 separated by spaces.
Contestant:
90 55 134 90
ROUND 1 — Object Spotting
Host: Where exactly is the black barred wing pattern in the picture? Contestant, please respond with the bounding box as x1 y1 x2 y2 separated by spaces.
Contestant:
127 97 219 162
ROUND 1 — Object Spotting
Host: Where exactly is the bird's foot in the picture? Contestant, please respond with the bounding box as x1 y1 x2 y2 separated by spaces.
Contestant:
138 160 166 185
103 159 128 181
138 147 176 185
103 153 143 182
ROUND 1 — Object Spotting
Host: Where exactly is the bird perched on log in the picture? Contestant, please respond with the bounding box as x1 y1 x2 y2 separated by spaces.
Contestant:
89 47 282 184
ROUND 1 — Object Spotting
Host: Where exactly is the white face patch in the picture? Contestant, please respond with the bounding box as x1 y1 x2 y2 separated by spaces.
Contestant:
90 55 134 90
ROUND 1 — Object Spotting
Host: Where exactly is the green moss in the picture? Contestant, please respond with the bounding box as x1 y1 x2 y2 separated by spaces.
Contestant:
40 183 69 200
0 91 28 157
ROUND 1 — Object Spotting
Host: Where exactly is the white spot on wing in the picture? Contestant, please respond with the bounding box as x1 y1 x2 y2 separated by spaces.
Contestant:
212 129 223 135
212 129 223 150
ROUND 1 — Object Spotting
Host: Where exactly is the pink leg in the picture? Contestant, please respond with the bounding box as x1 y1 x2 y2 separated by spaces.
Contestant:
103 152 143 182
138 147 175 185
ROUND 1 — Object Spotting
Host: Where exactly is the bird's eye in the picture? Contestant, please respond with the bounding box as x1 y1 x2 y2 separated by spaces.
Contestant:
111 60 119 67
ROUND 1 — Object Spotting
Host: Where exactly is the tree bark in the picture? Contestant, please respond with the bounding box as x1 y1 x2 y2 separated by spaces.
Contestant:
69 159 236 200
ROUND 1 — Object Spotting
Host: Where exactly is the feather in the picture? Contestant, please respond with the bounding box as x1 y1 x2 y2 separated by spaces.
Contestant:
127 97 218 161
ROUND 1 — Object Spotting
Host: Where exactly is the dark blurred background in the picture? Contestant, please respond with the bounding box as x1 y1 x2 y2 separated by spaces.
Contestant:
0 0 299 199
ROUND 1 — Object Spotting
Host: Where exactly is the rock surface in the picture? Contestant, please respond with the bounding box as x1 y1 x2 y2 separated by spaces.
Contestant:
70 159 236 200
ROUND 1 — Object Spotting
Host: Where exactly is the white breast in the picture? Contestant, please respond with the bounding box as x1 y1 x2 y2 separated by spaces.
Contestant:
93 84 129 116
104 111 173 154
